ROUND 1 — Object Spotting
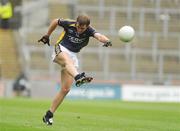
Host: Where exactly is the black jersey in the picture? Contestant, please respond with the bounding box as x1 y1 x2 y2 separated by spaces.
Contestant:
56 19 96 53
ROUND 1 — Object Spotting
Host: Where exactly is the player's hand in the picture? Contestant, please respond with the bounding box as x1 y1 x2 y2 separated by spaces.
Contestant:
38 35 50 46
103 40 112 47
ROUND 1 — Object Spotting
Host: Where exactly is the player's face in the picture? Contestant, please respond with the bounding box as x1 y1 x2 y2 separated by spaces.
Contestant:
76 23 88 34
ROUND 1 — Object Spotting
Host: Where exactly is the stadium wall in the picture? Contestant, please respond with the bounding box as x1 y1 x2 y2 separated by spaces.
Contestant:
1 80 180 102
121 85 180 102
65 83 121 99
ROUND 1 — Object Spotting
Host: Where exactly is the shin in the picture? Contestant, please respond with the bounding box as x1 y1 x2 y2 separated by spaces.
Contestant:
50 69 73 113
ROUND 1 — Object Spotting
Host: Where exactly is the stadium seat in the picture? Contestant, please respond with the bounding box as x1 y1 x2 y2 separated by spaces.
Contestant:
144 13 163 32
108 54 131 73
133 35 154 50
87 11 110 31
136 54 158 74
115 12 139 32
0 29 20 78
104 0 126 7
49 2 70 20
157 35 179 50
77 0 99 6
168 13 180 33
80 53 102 72
29 52 49 70
131 0 156 8
163 55 180 74
160 0 180 9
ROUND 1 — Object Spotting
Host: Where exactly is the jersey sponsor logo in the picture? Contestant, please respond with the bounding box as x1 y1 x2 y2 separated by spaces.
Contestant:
68 35 86 43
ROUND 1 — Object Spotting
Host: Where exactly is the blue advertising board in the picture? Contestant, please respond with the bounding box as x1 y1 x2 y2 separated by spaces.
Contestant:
56 83 121 99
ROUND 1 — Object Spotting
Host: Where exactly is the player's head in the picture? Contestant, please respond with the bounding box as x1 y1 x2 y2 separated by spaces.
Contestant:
76 13 90 34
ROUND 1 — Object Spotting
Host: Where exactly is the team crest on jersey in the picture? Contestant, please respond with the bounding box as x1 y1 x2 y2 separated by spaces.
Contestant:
75 32 79 37
68 29 73 34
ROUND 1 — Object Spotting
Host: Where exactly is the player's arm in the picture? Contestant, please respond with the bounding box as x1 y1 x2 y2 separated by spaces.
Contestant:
46 19 59 36
94 33 112 47
38 19 59 46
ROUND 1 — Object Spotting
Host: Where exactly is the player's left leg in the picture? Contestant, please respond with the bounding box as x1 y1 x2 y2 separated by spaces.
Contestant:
43 69 73 125
50 69 73 113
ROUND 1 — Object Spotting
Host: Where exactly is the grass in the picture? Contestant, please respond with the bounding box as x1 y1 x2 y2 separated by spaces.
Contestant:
0 98 180 131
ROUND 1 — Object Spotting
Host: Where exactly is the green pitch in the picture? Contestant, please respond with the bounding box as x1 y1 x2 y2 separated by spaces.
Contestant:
0 98 180 131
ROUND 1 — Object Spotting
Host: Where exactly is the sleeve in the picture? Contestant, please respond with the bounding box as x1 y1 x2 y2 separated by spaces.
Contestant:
58 19 69 29
88 26 97 37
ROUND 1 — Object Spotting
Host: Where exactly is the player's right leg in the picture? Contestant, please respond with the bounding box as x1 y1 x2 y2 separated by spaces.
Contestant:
53 45 93 87
54 51 79 77
74 72 93 87
54 54 93 86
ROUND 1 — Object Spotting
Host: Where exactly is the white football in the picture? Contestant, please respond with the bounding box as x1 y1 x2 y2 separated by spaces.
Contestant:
118 25 135 42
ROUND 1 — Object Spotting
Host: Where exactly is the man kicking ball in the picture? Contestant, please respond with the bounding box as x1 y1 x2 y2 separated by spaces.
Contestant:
38 13 112 125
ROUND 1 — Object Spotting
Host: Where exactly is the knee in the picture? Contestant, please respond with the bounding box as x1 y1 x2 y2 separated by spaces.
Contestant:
61 87 70 94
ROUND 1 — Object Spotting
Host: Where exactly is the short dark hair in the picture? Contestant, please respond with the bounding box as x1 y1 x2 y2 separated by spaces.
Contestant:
76 13 90 26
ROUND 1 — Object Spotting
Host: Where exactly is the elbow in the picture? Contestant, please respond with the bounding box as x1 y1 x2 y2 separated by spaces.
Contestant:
51 19 59 26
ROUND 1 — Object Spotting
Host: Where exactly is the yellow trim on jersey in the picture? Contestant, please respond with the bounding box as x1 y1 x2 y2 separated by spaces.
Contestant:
69 23 76 27
64 18 75 22
56 31 66 44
